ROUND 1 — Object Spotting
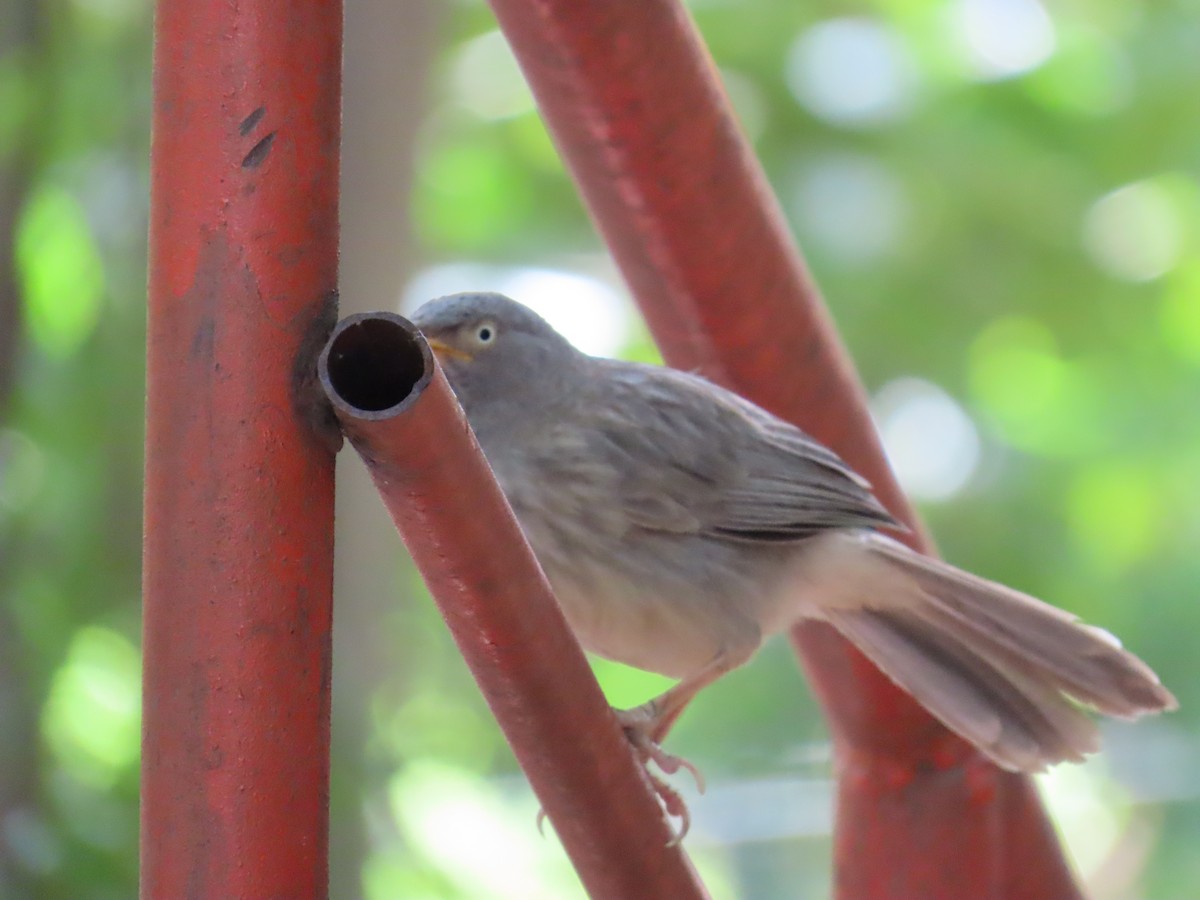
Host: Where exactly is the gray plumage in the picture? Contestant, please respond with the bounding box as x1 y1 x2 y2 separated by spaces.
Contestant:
411 291 1176 773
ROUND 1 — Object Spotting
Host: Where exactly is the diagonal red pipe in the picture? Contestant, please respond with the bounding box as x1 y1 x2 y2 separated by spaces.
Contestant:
486 1 1081 897
142 0 341 896
319 313 710 899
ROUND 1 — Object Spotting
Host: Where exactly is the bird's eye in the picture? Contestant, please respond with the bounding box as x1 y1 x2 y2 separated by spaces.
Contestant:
475 322 496 344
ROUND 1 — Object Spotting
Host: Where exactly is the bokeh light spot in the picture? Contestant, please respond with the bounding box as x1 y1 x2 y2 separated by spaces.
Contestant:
872 378 981 502
1065 464 1159 570
949 0 1057 81
450 30 535 121
791 153 907 264
1083 179 1183 283
968 317 1103 456
16 185 105 358
785 18 917 127
1040 758 1126 882
42 627 141 788
389 762 579 900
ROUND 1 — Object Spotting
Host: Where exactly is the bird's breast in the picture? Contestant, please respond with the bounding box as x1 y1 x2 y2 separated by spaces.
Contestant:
495 470 769 678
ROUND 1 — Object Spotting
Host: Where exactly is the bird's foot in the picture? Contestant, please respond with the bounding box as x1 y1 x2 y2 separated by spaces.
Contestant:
617 708 707 792
615 706 705 844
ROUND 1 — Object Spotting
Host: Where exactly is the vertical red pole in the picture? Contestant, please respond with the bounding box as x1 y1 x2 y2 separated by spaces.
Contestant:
142 0 341 897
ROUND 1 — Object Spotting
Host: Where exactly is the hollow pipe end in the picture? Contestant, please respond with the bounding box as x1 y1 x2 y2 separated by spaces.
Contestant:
318 312 434 421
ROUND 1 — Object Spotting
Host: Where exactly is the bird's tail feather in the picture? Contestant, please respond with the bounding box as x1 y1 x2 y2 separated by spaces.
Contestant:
821 534 1176 772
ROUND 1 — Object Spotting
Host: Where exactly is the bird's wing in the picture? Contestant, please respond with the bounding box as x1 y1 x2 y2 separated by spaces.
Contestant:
584 361 900 542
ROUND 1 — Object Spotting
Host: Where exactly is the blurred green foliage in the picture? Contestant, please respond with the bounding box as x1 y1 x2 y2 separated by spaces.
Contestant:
2 0 1199 897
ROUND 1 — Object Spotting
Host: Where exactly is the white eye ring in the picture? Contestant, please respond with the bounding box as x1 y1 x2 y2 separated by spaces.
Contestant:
475 321 496 344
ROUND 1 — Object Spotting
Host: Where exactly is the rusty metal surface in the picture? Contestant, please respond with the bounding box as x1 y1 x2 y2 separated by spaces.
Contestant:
320 313 710 900
486 1 1082 897
141 1 341 896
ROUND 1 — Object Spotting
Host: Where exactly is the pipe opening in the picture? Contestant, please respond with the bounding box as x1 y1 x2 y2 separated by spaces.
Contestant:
322 315 429 412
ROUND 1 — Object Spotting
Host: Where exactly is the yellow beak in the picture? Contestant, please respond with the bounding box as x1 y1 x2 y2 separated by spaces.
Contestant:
427 337 472 363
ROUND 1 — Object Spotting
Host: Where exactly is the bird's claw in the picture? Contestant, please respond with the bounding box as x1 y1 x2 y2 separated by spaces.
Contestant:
532 708 705 844
620 718 707 794
615 706 705 843
644 767 692 845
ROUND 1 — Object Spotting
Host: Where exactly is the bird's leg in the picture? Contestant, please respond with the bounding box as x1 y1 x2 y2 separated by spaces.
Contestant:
615 647 753 822
536 651 750 845
613 649 753 842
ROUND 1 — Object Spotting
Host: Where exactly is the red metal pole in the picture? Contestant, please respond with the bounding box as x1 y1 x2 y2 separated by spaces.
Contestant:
486 1 1081 897
319 313 710 900
142 0 341 896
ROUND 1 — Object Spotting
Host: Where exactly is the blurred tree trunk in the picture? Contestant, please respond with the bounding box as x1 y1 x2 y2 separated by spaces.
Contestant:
331 1 440 896
0 0 43 414
0 0 50 895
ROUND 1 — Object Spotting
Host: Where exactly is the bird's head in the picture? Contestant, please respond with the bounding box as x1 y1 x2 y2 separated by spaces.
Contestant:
410 292 584 431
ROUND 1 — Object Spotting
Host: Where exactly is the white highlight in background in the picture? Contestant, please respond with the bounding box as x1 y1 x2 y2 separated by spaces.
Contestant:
450 30 535 121
1082 180 1183 283
949 0 1057 81
791 154 906 264
872 378 981 502
785 18 917 128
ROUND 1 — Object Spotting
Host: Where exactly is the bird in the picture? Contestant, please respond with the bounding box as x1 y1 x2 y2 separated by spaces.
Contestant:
410 291 1176 830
